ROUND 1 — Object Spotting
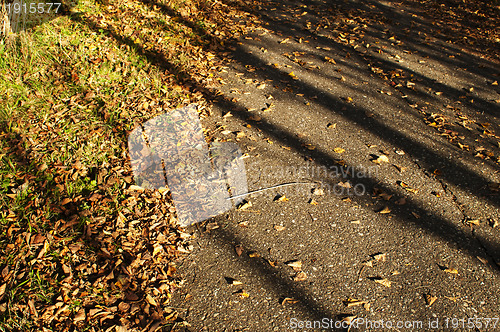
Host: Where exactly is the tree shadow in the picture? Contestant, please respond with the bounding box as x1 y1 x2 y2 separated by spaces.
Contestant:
53 0 500 328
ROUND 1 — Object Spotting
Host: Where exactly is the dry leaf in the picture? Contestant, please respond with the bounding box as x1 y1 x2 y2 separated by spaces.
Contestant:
308 198 318 205
444 268 458 274
294 272 307 281
466 219 480 226
281 297 299 305
237 201 252 210
274 194 289 202
313 188 324 196
372 155 389 164
425 294 437 306
334 147 345 154
233 289 249 297
235 245 244 257
274 225 286 231
378 206 391 214
239 221 249 227
286 260 302 271
373 277 391 287
146 294 158 306
373 253 386 262
225 277 243 285
343 298 367 307
248 251 260 258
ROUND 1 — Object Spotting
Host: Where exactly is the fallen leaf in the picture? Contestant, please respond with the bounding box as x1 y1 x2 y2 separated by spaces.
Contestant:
74 308 86 322
294 272 307 281
146 294 158 306
247 115 262 121
308 198 318 205
274 194 288 202
235 245 244 257
373 253 387 262
372 277 391 287
466 219 480 226
371 155 389 164
444 268 458 274
274 225 286 231
397 181 418 193
281 297 299 305
312 188 324 196
233 289 249 297
343 298 367 307
377 206 391 214
237 201 252 210
239 221 249 227
334 147 345 154
395 198 406 205
248 251 261 258
425 294 437 306
225 277 243 285
286 260 302 271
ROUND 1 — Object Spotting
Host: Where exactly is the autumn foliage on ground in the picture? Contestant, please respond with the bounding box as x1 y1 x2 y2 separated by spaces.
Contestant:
0 0 247 330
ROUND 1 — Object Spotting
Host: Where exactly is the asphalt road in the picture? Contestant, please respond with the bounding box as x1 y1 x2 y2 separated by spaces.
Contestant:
169 0 500 331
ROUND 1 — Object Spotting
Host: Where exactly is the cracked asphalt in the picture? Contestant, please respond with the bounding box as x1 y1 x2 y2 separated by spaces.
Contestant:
169 0 500 331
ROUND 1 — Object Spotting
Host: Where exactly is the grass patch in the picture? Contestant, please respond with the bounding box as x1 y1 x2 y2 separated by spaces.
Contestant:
0 0 244 330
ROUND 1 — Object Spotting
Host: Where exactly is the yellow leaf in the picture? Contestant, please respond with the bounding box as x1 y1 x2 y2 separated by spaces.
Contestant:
378 206 391 214
238 201 252 210
425 294 437 306
334 147 345 153
444 268 458 274
466 219 480 226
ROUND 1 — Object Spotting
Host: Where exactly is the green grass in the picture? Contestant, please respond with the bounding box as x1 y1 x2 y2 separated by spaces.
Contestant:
0 0 228 330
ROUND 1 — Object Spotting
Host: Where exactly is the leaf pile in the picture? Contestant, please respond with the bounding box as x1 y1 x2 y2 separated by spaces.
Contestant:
0 0 248 330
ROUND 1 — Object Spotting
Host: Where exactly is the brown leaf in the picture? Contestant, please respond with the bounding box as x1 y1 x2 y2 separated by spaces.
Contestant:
235 245 244 257
274 225 286 231
74 308 86 322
